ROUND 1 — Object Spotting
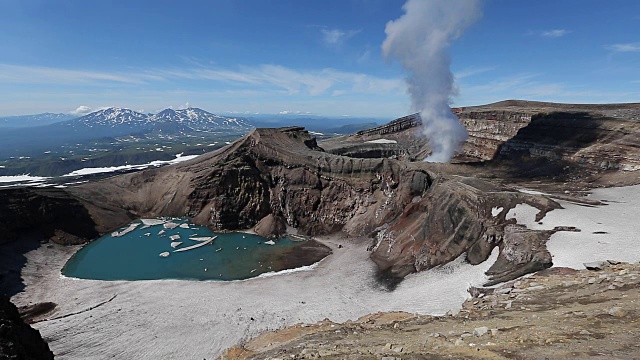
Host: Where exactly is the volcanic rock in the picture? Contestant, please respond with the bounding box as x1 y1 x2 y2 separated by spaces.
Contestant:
253 214 287 239
0 188 99 246
457 101 640 173
0 296 54 360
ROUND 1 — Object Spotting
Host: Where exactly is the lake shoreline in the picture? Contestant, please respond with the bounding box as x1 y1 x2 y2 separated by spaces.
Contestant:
63 218 332 282
11 232 496 359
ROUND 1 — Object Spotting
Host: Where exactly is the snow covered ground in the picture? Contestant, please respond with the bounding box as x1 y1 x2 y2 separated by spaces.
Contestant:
12 184 640 359
508 185 640 268
0 174 50 183
0 153 198 188
365 138 397 144
62 153 198 177
15 237 496 360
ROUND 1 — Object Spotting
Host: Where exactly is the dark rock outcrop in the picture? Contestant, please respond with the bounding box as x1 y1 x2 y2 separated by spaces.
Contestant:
0 296 54 360
0 188 99 246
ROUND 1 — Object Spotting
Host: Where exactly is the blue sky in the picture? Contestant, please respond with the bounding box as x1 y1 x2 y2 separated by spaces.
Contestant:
0 0 638 118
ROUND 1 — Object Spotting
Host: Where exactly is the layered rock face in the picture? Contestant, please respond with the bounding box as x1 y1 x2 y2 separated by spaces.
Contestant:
457 101 640 171
457 110 532 161
0 296 54 360
369 178 558 279
322 101 640 174
320 114 429 161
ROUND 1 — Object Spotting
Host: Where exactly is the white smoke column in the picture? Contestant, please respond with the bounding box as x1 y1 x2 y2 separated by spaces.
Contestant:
383 0 481 162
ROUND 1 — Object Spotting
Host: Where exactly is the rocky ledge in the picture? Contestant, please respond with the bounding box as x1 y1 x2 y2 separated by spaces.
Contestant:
220 261 640 360
458 101 640 172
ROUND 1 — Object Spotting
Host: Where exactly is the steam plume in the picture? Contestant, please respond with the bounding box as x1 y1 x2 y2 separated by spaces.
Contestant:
382 0 482 162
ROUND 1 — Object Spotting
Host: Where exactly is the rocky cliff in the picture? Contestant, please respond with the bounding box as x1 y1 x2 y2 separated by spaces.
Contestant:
0 188 99 246
0 296 54 360
458 101 640 172
320 114 429 161
321 101 640 177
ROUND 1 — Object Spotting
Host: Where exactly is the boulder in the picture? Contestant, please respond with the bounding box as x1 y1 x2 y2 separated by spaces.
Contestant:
584 261 609 271
254 214 287 239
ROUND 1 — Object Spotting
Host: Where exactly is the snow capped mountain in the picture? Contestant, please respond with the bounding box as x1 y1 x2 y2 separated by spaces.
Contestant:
150 107 253 131
58 106 253 138
75 107 148 128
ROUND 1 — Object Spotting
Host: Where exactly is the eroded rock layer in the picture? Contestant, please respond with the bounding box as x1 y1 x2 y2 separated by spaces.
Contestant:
321 101 640 174
457 102 640 172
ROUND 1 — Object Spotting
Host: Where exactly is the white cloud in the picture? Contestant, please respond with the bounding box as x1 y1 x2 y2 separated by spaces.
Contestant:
541 29 571 38
356 48 372 64
0 63 407 117
456 73 639 106
70 105 92 115
153 64 404 97
321 28 360 46
0 64 162 85
606 42 640 52
454 66 496 80
278 110 312 115
177 102 192 110
0 62 403 99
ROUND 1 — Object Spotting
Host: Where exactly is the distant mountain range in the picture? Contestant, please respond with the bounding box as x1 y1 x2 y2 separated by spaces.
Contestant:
0 113 76 128
61 107 253 136
0 107 254 158
0 107 386 177
0 107 385 163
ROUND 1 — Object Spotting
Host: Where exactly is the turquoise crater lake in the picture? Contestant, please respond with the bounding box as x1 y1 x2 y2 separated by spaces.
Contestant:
63 218 331 281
